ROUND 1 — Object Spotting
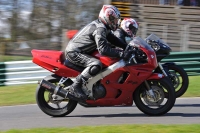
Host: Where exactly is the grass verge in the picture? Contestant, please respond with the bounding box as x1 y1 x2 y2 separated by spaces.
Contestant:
0 55 32 62
0 84 37 106
1 124 200 133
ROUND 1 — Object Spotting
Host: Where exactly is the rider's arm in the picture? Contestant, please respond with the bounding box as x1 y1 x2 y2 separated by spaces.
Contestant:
94 27 122 58
113 29 127 44
107 30 127 50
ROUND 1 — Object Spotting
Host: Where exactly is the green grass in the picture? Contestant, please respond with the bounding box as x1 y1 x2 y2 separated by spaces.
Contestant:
184 76 200 97
0 55 32 62
0 84 37 106
0 76 199 106
1 124 200 133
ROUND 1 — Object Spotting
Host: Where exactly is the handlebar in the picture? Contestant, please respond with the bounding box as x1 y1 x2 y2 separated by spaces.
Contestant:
128 54 137 64
124 44 147 64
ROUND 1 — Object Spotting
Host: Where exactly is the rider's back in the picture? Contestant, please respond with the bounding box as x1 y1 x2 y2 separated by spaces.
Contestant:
66 19 109 54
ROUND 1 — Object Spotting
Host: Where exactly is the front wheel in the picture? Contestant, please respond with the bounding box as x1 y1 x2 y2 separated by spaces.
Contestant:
133 77 176 116
167 65 189 98
36 75 77 117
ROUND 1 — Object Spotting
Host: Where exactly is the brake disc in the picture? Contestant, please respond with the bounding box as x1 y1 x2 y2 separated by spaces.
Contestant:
143 85 165 106
169 72 180 89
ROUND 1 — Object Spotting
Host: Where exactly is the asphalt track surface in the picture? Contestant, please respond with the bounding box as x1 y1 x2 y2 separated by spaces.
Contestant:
0 97 200 131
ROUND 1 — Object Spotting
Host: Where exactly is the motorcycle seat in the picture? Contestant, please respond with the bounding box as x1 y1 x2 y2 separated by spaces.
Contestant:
64 59 85 72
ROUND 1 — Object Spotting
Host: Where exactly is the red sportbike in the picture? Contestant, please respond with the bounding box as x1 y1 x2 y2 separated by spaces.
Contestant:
32 36 176 117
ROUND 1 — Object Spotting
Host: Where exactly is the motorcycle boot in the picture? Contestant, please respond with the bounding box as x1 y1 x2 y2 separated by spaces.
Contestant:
65 75 88 101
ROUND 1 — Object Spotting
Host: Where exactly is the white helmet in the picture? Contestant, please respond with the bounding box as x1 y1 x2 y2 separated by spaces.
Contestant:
99 5 121 31
121 18 139 37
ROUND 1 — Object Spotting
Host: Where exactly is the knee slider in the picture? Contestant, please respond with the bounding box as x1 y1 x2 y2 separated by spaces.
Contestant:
89 65 101 76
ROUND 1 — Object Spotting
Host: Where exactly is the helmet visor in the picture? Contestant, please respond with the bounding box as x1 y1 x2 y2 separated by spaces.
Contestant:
109 15 121 30
129 24 138 36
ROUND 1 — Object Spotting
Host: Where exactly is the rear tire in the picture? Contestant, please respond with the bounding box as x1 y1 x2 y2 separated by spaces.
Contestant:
133 77 176 116
36 75 77 117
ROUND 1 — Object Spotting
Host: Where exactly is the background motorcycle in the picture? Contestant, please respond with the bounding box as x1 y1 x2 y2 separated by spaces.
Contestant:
145 34 189 98
32 36 176 117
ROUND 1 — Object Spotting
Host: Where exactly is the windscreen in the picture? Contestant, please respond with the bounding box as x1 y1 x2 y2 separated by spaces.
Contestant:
129 36 154 52
145 33 170 47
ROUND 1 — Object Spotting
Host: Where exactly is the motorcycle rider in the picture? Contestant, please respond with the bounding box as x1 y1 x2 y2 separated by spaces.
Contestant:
113 18 139 44
65 5 134 101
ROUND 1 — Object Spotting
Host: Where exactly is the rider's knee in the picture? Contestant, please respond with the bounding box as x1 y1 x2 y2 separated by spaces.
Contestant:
89 65 101 76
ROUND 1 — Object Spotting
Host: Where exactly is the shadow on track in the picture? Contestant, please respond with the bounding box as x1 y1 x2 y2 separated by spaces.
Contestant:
174 104 200 107
166 113 200 117
52 112 200 118
55 113 147 118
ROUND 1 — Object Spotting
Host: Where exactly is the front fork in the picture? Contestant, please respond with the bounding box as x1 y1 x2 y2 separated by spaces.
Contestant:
145 63 166 100
144 80 157 101
158 63 168 77
144 63 174 101
144 62 167 101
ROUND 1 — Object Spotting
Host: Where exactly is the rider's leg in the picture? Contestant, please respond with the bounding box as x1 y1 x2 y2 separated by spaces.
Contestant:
65 52 102 100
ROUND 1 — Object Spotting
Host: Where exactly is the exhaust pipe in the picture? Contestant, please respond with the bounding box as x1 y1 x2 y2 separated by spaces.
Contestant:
40 80 68 98
40 79 83 101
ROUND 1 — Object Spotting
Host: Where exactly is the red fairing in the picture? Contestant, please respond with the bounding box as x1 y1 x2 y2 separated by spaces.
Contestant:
31 49 119 77
137 46 157 70
147 73 164 80
91 51 120 67
86 68 135 106
31 49 80 77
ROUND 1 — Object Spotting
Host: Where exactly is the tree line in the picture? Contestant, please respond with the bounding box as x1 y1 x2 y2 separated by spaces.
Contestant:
0 0 103 43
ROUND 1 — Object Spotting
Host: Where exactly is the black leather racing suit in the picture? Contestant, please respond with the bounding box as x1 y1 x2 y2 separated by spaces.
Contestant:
65 19 127 79
113 28 128 45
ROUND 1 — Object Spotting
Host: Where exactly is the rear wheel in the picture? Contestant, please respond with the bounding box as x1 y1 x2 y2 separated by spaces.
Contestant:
133 77 176 116
36 75 77 117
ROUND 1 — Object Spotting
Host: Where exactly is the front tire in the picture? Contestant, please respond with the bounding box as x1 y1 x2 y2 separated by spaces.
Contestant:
133 77 176 116
167 65 189 98
36 75 77 117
